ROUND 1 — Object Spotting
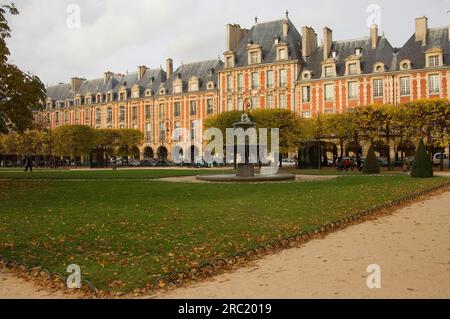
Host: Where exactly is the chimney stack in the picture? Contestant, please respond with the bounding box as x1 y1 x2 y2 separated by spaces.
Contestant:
165 58 173 79
370 24 378 49
448 11 450 41
302 26 318 58
282 20 289 36
70 77 85 93
415 16 428 46
103 71 113 85
137 65 148 81
226 24 248 51
323 27 333 61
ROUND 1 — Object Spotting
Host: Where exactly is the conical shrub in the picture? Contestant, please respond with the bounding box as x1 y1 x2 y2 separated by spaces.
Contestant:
411 139 433 178
363 144 380 174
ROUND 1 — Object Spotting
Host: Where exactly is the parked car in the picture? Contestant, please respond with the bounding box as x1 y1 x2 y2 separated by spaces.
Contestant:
281 158 296 168
128 159 141 167
140 159 157 167
360 157 388 167
193 160 209 168
433 153 449 167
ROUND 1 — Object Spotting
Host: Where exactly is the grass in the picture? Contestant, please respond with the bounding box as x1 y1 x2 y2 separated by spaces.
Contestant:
0 168 230 180
0 170 448 293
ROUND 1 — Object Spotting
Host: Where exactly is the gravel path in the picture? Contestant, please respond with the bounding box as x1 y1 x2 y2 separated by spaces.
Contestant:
156 190 450 299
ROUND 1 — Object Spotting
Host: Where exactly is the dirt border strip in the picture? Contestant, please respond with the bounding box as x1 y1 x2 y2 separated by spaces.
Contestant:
1 181 449 299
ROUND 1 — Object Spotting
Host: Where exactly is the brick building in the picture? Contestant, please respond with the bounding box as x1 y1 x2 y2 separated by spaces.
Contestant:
36 12 450 160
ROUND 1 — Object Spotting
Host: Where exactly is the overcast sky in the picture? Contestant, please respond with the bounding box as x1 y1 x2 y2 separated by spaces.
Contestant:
5 0 449 86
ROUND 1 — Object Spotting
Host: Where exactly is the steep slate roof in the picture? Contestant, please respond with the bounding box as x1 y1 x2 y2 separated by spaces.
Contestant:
301 36 396 80
234 19 302 67
45 68 166 101
164 59 224 94
396 27 450 70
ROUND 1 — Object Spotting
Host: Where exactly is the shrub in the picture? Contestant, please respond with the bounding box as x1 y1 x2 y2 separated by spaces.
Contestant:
411 139 433 178
363 144 380 174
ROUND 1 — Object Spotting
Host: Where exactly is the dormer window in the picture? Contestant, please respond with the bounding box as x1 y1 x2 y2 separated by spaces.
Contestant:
188 77 199 92
373 62 385 73
247 44 262 65
251 52 258 64
145 89 152 97
206 81 215 90
400 59 412 70
348 63 357 75
331 51 338 59
429 55 439 67
355 48 362 56
425 48 443 68
226 56 233 68
159 88 167 95
173 83 182 94
301 70 312 80
276 43 288 61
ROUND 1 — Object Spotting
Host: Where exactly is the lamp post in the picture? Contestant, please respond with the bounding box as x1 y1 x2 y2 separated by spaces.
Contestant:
46 115 53 169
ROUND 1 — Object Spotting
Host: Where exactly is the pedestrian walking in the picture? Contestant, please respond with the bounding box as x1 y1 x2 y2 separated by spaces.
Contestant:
112 157 117 171
24 156 33 172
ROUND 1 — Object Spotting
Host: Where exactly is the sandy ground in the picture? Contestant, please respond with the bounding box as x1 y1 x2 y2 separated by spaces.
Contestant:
156 190 450 299
156 174 337 183
0 269 79 299
1 189 449 299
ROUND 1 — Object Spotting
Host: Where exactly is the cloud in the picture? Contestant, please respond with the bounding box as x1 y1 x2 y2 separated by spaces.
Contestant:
5 0 449 85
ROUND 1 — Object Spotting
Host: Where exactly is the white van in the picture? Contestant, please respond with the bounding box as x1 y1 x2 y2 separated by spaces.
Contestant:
433 153 449 167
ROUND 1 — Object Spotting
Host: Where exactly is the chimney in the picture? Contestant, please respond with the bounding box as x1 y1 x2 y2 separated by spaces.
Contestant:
137 65 148 81
302 26 317 58
70 77 85 93
323 27 333 61
226 24 248 51
448 11 450 41
415 16 428 46
104 71 113 85
370 24 378 49
166 58 173 79
283 20 289 37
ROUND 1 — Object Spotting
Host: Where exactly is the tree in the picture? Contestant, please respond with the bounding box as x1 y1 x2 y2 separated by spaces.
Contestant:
322 112 359 158
117 129 144 163
411 138 433 178
52 125 98 158
362 144 380 174
0 3 46 133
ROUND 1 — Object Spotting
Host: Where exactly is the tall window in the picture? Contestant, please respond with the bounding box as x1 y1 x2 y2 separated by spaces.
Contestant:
75 110 80 122
227 75 233 92
55 112 59 125
174 102 181 117
159 104 165 118
64 111 70 123
206 99 214 115
279 93 287 109
302 111 311 118
266 94 274 109
429 55 440 67
399 76 411 96
145 123 151 143
251 96 259 108
107 107 113 123
373 79 384 98
95 108 101 125
348 81 359 100
174 122 181 142
279 69 287 87
190 120 197 141
119 106 125 122
159 122 166 142
85 108 90 122
189 100 197 116
266 70 274 88
226 98 233 111
237 74 244 91
302 86 311 103
251 72 259 89
145 105 151 120
132 106 138 122
324 84 334 101
428 74 441 94
237 97 243 110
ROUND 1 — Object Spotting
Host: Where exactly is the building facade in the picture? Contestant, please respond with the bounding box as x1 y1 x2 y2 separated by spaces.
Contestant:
36 12 450 160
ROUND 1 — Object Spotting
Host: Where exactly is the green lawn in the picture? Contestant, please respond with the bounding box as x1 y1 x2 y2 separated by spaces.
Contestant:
0 168 230 180
0 172 448 293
